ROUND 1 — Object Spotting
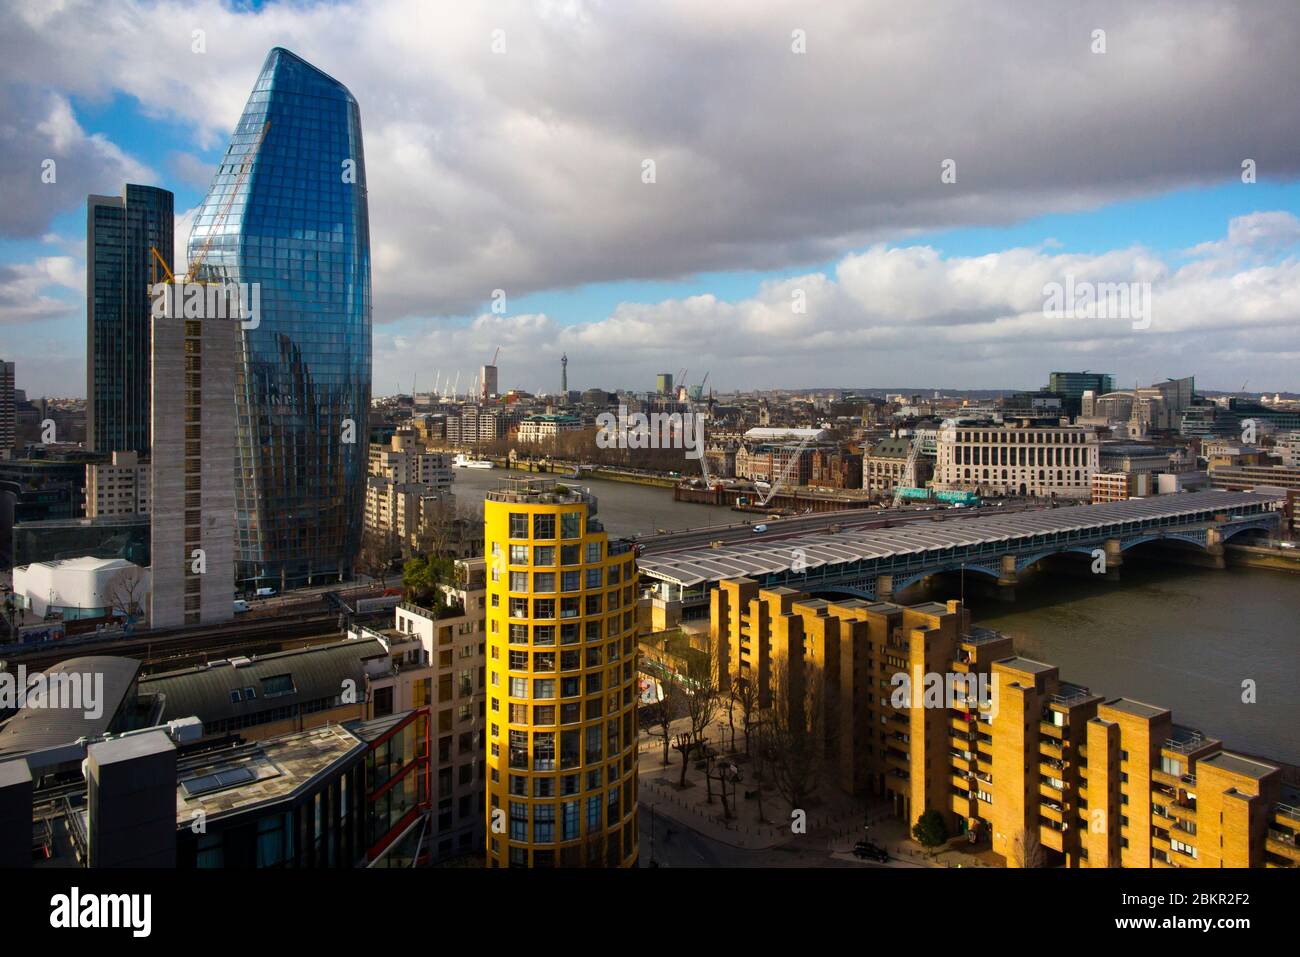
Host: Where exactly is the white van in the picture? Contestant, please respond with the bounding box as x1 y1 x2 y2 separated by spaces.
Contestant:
255 587 276 598
233 599 250 613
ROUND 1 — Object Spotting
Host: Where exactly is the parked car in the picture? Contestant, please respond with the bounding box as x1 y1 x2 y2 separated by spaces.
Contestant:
852 841 890 863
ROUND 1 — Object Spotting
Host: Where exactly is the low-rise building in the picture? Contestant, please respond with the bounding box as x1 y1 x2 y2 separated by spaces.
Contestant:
516 414 584 444
709 580 1300 869
84 450 150 517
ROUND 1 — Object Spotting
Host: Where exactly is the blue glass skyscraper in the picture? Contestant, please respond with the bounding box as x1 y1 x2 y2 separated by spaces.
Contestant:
189 48 371 590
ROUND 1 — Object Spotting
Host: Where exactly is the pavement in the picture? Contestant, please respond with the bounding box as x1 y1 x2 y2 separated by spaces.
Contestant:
635 715 996 868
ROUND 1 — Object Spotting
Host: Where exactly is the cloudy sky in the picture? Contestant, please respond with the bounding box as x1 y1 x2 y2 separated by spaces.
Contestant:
2 0 1298 398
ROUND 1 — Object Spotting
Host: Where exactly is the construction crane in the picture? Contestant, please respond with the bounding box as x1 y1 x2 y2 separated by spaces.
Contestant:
892 434 923 507
488 346 500 366
149 120 270 286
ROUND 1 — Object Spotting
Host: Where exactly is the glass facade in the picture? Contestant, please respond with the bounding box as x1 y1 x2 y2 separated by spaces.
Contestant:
86 184 173 455
189 48 372 590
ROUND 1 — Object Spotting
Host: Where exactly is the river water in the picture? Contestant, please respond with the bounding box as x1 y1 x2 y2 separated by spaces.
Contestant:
451 467 1300 761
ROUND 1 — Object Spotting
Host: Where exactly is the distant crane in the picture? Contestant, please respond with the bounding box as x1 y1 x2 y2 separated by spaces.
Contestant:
892 435 923 507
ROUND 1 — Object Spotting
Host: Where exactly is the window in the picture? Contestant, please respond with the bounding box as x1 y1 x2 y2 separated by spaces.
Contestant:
585 568 603 589
534 679 556 699
509 571 528 592
509 677 528 697
562 800 580 840
534 572 555 593
534 804 555 843
509 513 528 538
561 512 581 539
510 801 528 840
585 541 602 563
533 625 555 646
509 544 528 564
533 732 555 770
534 514 555 539
561 545 581 565
534 598 555 619
533 545 555 566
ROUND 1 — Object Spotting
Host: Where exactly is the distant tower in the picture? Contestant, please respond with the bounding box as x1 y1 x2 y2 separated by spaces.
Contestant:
561 353 568 397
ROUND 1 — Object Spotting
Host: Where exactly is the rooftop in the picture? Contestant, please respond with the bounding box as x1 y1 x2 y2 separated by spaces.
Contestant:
1197 750 1278 781
1103 697 1169 720
173 723 366 825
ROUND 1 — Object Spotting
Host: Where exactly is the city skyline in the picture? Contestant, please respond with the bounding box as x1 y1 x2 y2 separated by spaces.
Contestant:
2 2 1299 398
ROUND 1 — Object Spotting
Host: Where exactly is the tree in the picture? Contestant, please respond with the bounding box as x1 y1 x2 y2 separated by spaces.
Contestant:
402 555 455 607
1010 827 1044 868
358 526 396 587
683 644 722 750
763 658 831 814
672 731 696 788
732 674 760 756
416 499 481 559
641 680 680 767
104 566 147 623
912 808 949 851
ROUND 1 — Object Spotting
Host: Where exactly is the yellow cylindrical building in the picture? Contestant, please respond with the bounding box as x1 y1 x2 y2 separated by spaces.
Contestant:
484 478 639 867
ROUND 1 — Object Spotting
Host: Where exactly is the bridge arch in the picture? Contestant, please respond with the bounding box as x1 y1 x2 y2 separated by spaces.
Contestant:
891 563 1002 594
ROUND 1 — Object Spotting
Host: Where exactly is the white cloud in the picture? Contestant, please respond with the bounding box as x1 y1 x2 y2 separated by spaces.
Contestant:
376 213 1300 393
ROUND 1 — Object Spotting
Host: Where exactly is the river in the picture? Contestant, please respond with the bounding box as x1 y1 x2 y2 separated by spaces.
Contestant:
450 467 1300 762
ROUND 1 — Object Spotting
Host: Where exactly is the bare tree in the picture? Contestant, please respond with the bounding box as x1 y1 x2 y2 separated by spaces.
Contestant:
641 680 680 767
1011 827 1044 868
732 674 760 756
672 731 696 789
104 566 147 622
358 526 396 587
684 645 722 746
762 658 832 815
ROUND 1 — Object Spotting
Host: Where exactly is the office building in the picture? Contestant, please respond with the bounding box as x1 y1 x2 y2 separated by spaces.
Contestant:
483 478 640 867
516 414 583 445
481 364 499 401
149 308 236 628
863 436 931 496
656 372 673 396
86 185 174 456
710 581 1300 869
933 418 1099 500
190 48 371 591
85 450 150 517
1047 372 1114 417
0 359 13 452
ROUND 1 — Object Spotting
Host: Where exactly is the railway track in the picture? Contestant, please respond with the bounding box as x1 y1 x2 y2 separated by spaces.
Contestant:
2 610 348 674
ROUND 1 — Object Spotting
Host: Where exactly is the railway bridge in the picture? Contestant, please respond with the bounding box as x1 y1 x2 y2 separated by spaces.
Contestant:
639 490 1283 625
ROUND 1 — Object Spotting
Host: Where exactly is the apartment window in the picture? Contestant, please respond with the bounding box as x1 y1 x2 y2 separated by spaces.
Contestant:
585 620 602 641
509 677 528 698
561 545 581 565
534 599 555 619
533 545 555 566
533 679 556 699
533 732 555 771
533 804 555 843
509 651 529 670
509 624 528 643
533 652 556 672
534 572 555 593
562 571 581 592
561 800 580 840
587 796 601 831
533 625 555 646
585 541 602 563
509 544 529 564
509 571 528 592
534 514 555 539
509 801 528 840
561 512 581 539
509 513 528 538
509 598 528 618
